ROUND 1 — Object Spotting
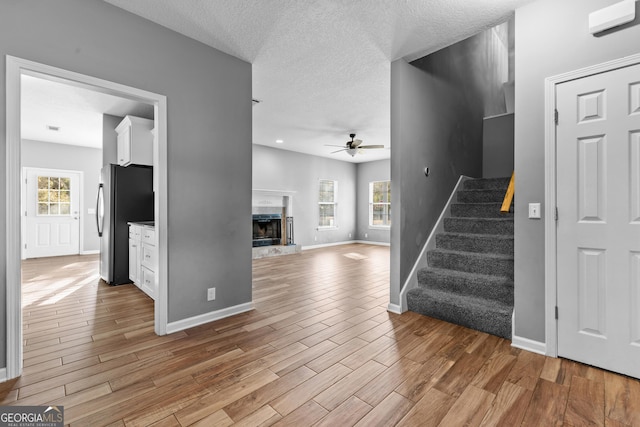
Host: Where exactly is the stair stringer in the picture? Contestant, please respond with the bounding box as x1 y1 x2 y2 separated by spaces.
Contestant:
390 175 471 313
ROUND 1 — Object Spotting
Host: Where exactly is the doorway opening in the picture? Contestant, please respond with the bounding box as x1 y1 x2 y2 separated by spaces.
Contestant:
6 56 168 380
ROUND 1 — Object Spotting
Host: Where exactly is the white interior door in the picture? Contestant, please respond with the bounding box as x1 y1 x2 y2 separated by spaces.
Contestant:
556 62 640 378
24 168 81 258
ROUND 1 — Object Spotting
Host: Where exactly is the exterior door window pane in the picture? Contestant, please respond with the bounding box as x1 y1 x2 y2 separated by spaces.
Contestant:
37 176 73 216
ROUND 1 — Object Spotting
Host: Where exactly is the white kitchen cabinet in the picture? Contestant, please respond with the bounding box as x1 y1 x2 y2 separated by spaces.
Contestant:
128 223 156 299
128 236 140 287
116 115 153 166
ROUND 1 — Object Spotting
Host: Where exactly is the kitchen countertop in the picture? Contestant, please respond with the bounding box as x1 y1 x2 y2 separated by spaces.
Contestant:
128 221 155 228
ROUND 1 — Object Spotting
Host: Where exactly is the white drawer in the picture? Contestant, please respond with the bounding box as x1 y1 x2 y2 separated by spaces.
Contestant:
129 225 142 240
141 242 156 270
141 266 155 300
142 227 155 245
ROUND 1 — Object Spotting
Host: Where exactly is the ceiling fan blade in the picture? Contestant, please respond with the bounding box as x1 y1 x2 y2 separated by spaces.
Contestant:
359 145 385 149
331 148 348 154
324 144 347 147
352 139 363 147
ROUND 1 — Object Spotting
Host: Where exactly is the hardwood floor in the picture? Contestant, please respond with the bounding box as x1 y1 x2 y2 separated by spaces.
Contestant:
2 244 639 426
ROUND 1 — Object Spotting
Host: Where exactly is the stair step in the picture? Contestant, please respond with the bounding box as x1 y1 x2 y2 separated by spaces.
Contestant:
417 267 513 304
451 203 513 218
428 249 514 279
436 232 513 255
463 177 511 190
444 217 513 235
457 189 508 204
406 287 512 339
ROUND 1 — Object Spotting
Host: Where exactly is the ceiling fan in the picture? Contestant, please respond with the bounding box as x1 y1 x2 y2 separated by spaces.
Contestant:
326 133 384 157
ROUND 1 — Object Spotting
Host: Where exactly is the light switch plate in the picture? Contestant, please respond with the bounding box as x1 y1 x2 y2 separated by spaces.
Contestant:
528 203 541 219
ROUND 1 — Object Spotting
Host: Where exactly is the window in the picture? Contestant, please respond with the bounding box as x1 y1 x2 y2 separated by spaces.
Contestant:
37 176 71 216
369 180 391 227
318 179 337 227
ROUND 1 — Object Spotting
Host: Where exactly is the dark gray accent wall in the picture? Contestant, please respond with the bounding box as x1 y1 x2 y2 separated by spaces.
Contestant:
252 145 356 246
482 113 514 178
390 59 481 304
390 22 511 302
1 0 252 367
515 0 640 342
411 20 511 120
356 159 390 244
22 140 102 253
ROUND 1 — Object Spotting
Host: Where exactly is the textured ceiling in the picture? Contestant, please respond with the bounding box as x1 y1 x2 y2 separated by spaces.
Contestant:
97 0 536 162
21 74 153 149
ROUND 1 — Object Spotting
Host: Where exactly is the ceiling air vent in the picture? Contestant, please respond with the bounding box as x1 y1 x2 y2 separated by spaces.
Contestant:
46 125 60 131
252 99 261 107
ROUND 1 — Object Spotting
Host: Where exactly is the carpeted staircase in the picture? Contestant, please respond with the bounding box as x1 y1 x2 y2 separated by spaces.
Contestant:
407 177 514 339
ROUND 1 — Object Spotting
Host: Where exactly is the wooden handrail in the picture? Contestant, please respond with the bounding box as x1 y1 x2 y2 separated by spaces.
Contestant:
501 171 515 213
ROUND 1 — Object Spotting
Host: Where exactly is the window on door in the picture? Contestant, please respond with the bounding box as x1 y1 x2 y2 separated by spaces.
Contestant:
318 179 337 228
369 180 391 228
38 176 72 216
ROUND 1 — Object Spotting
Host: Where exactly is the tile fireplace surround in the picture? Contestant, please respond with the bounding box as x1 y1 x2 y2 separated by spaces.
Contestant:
251 189 300 259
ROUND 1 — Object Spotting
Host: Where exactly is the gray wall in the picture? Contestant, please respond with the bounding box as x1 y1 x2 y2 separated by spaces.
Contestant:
514 0 640 342
252 144 356 246
390 22 510 303
21 140 102 253
1 0 252 368
356 159 390 243
482 113 514 178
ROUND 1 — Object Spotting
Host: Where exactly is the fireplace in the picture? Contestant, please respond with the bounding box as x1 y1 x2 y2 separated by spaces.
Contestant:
252 214 282 247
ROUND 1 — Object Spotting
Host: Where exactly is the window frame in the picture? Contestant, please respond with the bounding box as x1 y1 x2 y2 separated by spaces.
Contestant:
318 179 338 229
369 180 391 229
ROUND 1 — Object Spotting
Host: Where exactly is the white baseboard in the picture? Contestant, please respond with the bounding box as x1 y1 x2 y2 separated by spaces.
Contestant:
302 240 356 250
387 303 402 314
511 335 547 355
166 302 253 334
0 368 7 383
354 240 390 247
302 240 391 250
81 250 100 255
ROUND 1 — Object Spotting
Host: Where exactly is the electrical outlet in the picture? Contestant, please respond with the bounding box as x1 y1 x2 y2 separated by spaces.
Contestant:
365 233 368 238
314 235 317 241
348 233 352 238
207 287 216 301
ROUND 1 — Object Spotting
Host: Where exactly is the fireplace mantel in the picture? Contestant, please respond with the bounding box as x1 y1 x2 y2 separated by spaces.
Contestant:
252 189 295 213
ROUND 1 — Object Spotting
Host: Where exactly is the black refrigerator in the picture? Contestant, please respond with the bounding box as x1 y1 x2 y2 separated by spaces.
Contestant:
97 164 154 285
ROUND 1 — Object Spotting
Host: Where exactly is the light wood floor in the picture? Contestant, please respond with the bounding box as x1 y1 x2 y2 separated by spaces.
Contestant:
1 244 639 426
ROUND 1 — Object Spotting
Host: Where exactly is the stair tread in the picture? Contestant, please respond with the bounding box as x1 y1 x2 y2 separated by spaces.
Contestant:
447 217 513 221
418 267 514 284
409 287 513 313
430 248 514 260
439 232 514 240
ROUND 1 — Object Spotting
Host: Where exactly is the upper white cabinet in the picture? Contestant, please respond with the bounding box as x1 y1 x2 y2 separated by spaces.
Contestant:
116 115 153 166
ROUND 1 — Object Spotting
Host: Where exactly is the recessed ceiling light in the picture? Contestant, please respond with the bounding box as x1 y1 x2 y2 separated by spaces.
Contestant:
275 139 284 144
47 125 60 132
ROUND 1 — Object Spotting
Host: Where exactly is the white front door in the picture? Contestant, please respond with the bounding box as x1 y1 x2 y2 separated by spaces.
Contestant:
24 168 81 258
556 62 640 378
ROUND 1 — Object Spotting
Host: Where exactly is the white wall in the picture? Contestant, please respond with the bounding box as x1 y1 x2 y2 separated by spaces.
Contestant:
252 144 356 246
514 0 640 342
356 159 390 244
0 0 252 368
21 139 102 253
